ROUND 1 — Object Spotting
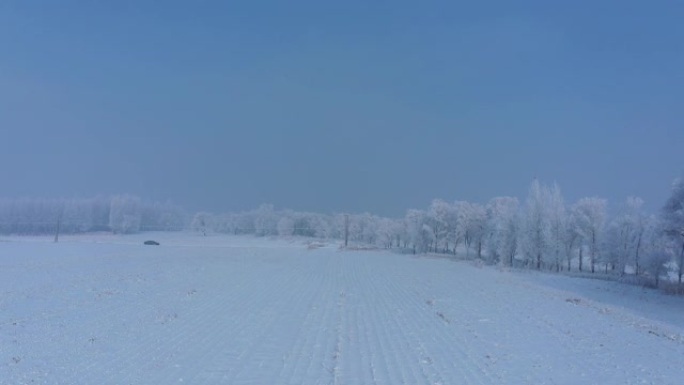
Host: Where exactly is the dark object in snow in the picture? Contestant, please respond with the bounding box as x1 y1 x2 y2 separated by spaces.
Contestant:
144 240 160 246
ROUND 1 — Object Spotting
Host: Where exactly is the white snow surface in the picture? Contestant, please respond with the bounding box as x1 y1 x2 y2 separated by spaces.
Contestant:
1 232 684 384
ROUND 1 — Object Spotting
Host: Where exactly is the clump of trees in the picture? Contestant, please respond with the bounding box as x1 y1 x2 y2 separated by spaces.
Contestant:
382 176 684 289
661 177 684 285
0 195 186 235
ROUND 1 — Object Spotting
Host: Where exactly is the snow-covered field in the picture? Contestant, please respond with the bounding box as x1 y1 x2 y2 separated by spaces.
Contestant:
1 233 684 385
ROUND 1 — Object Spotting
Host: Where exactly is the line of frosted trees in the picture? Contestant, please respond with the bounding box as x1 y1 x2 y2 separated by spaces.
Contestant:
189 176 684 288
396 178 683 288
0 195 186 234
402 178 683 288
2 176 682 287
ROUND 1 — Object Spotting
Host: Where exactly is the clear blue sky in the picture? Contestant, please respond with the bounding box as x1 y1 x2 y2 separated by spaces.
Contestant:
1 1 682 216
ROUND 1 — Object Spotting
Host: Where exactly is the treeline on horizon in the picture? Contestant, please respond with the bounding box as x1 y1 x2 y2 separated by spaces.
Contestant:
0 195 186 235
1 175 683 289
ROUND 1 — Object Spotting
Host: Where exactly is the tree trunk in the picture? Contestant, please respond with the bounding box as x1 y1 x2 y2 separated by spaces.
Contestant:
579 248 583 272
344 214 349 247
590 233 596 274
679 241 684 286
634 238 641 275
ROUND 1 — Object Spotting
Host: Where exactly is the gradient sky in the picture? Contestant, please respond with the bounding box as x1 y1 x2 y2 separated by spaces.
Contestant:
1 1 682 216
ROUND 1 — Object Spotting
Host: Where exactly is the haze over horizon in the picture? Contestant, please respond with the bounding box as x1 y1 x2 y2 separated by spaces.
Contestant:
1 1 682 217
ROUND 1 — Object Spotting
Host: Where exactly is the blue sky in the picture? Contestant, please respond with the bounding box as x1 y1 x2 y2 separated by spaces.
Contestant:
1 1 682 216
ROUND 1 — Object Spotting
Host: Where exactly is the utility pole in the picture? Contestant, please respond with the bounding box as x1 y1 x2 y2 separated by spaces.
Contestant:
344 214 349 248
54 208 63 243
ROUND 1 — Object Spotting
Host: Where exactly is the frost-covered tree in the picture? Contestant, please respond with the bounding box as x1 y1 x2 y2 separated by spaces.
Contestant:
342 213 374 245
330 214 347 241
642 220 673 287
213 213 236 234
451 201 470 255
140 201 186 231
573 197 607 273
292 212 313 237
230 212 255 234
562 207 581 271
465 203 487 258
90 195 112 231
661 176 684 285
361 214 380 245
604 197 648 275
523 180 550 269
191 212 215 235
277 216 295 237
397 218 410 248
627 197 649 275
376 218 402 248
428 199 452 253
603 223 625 275
60 199 94 234
309 213 332 239
485 197 519 265
0 198 56 234
503 208 520 266
0 195 186 235
338 213 378 245
253 204 278 236
108 195 142 234
348 214 364 243
645 249 672 288
547 184 566 271
405 209 431 253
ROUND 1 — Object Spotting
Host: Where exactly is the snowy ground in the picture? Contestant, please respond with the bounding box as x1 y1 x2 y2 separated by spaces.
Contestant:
1 233 684 385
